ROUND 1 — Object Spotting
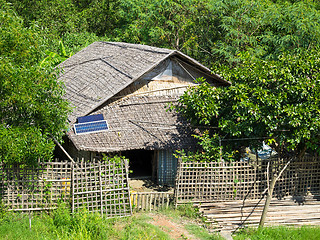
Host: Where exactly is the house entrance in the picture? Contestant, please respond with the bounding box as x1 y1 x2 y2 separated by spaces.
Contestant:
122 150 154 179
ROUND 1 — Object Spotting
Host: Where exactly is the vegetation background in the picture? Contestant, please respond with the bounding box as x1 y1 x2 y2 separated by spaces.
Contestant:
1 0 320 163
2 0 320 237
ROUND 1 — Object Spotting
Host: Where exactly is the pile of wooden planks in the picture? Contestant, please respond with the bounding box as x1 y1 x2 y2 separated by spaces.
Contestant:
197 195 320 232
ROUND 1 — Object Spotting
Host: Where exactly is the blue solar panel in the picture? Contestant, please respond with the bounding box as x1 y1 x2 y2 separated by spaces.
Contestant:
74 120 108 135
77 114 104 123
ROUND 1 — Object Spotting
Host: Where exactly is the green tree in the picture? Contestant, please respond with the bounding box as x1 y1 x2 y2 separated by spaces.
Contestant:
40 41 73 68
0 2 70 165
76 0 121 36
177 50 320 158
114 0 320 66
174 50 320 226
207 0 320 64
116 0 201 48
8 0 320 66
9 0 85 36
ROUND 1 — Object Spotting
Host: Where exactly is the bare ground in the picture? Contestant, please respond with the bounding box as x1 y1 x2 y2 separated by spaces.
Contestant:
149 213 201 240
129 179 173 192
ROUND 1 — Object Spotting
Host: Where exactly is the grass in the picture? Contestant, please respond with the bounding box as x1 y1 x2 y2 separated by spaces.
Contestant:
4 204 320 240
0 205 171 240
185 224 224 240
158 203 203 220
158 204 223 240
234 226 320 240
0 203 223 240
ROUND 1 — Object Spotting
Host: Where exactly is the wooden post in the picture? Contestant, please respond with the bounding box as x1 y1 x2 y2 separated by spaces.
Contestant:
51 135 75 164
219 137 222 162
149 194 153 211
29 211 32 230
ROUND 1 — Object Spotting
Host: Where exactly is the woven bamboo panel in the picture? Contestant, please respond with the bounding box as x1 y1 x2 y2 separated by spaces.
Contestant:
175 161 259 203
72 160 132 218
272 156 320 197
0 162 71 211
175 157 320 204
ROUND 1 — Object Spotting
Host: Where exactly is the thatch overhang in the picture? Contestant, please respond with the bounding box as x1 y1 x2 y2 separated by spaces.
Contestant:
68 95 197 152
58 42 230 123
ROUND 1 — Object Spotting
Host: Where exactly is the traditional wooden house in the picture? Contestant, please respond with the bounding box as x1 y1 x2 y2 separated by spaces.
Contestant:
57 42 230 185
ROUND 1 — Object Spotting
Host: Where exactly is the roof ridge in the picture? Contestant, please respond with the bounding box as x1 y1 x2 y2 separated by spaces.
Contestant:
60 56 110 69
101 42 173 55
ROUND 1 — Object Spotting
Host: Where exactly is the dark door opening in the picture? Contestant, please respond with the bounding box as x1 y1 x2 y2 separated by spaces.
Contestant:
122 150 154 179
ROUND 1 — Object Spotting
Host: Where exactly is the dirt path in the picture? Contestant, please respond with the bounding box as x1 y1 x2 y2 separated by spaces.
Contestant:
149 213 200 240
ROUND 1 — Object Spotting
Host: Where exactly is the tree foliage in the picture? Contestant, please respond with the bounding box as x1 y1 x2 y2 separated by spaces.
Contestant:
3 0 320 163
114 0 320 65
175 50 320 158
6 0 320 66
208 0 320 63
0 2 70 164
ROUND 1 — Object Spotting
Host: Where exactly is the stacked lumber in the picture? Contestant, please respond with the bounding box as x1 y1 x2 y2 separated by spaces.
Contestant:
196 195 320 231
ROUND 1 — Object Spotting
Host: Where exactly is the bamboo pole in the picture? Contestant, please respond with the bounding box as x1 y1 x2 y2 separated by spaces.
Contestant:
99 162 103 216
71 163 75 214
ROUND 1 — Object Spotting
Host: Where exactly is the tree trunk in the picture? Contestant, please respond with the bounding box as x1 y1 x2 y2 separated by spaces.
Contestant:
259 156 293 227
259 175 277 227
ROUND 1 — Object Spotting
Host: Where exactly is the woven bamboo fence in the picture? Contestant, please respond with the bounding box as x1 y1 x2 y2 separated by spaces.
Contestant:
0 160 132 218
130 192 173 211
175 156 320 204
72 160 132 217
0 161 72 211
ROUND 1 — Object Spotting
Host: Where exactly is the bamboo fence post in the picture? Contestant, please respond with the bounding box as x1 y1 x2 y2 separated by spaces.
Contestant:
71 163 75 214
174 158 181 208
124 159 133 215
99 162 103 216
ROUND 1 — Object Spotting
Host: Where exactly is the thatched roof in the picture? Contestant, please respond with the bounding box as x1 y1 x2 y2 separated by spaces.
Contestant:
67 95 197 152
59 42 230 153
59 42 229 123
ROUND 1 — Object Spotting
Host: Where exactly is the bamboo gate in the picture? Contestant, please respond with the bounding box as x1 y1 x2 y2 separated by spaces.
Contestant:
130 192 172 211
0 160 132 218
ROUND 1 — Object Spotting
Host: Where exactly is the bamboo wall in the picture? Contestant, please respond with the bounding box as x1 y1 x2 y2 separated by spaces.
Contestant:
72 160 132 217
175 156 320 204
0 162 72 211
0 160 132 218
